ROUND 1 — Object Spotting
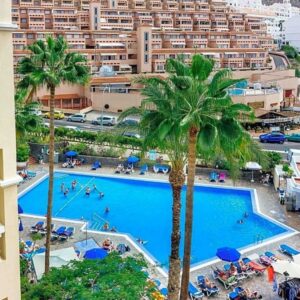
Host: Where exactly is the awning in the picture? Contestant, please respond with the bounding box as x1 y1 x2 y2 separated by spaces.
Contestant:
100 53 117 56
97 42 125 47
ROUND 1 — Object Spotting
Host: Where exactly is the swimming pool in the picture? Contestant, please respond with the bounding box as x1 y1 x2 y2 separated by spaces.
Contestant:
229 88 245 96
19 172 293 268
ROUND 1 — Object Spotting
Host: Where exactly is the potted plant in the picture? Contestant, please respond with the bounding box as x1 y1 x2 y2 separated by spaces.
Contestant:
16 143 30 169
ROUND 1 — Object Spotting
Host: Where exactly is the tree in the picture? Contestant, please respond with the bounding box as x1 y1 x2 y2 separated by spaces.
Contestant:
15 88 42 140
21 253 157 300
119 75 187 299
281 45 299 59
163 55 253 299
17 36 90 273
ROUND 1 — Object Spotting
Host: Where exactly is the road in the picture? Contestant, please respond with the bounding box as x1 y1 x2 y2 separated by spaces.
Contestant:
49 118 300 152
47 118 113 132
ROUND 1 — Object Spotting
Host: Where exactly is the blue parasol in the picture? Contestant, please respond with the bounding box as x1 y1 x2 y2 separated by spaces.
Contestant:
19 218 24 232
84 248 108 260
216 247 241 262
127 156 139 164
65 150 78 157
18 204 23 214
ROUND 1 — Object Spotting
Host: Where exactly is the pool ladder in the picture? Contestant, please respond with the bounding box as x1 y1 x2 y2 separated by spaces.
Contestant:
254 234 264 244
89 213 109 231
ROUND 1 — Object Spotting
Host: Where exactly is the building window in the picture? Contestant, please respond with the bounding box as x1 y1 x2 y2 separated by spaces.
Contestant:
144 32 149 41
144 54 148 63
144 43 148 52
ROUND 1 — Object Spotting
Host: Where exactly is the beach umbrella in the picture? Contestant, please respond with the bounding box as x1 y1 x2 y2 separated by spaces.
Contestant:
272 260 300 279
84 248 108 260
245 161 262 182
65 150 78 157
127 156 139 164
19 218 24 232
216 247 241 262
18 204 23 214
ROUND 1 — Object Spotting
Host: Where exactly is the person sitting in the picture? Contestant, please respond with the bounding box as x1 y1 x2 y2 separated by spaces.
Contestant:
102 238 113 251
229 263 237 276
62 161 68 168
244 288 262 299
204 277 217 289
238 260 248 272
115 164 124 174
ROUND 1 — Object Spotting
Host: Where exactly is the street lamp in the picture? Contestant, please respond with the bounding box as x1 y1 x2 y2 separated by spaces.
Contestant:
101 84 110 131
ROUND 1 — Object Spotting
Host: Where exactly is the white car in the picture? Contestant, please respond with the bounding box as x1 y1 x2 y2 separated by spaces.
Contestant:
92 115 116 126
67 113 86 123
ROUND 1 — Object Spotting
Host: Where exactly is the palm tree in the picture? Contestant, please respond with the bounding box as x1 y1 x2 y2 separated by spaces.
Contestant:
17 36 90 273
162 55 254 300
15 88 42 140
119 76 187 299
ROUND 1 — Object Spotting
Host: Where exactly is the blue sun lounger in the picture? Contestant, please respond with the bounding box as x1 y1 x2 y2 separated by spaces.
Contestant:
279 244 300 256
188 282 204 299
197 275 219 296
91 160 101 170
59 226 75 240
139 164 148 175
209 171 218 182
160 287 168 298
30 221 45 233
51 226 67 240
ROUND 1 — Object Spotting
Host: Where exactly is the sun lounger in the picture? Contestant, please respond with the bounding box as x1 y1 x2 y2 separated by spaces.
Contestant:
265 251 280 261
30 221 45 233
233 261 256 278
242 258 265 274
224 264 247 281
91 160 101 170
27 171 36 178
51 226 67 240
159 287 168 298
153 164 170 174
212 268 238 289
40 223 55 236
140 164 148 175
188 282 204 299
59 226 75 240
219 172 226 182
227 287 245 300
279 244 300 256
209 171 218 182
259 254 273 266
197 275 219 296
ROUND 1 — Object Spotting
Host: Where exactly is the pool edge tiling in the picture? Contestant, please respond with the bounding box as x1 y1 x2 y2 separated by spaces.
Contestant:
18 171 297 274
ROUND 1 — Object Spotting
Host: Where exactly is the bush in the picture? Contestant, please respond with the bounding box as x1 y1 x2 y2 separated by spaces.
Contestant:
99 147 125 158
281 45 299 59
17 143 30 162
267 151 282 169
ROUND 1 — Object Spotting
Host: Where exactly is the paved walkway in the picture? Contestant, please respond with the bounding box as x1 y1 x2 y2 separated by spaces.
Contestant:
19 164 300 299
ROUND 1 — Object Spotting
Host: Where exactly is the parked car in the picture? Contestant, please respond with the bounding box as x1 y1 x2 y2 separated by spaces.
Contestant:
67 113 86 123
116 119 139 127
286 133 300 142
29 108 42 116
92 115 116 126
122 132 141 139
44 111 65 119
259 132 285 144
63 125 81 131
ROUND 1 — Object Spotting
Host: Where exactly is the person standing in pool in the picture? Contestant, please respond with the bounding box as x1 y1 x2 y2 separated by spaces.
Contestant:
60 182 65 193
64 188 69 197
99 192 104 198
71 180 77 190
93 184 98 192
104 207 110 214
85 187 91 197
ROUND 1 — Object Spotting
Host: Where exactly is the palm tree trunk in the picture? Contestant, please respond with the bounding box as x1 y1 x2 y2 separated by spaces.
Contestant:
45 85 55 274
168 167 185 300
180 126 198 300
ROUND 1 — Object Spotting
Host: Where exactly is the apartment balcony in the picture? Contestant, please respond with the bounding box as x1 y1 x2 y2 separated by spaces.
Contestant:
163 38 186 48
20 0 34 6
208 39 230 48
163 0 178 10
210 14 227 22
147 0 163 10
195 3 209 11
130 0 146 9
28 11 45 18
179 1 195 11
186 38 208 48
117 0 129 8
230 40 259 48
41 0 54 6
211 22 229 32
155 18 174 29
193 21 210 31
61 0 75 6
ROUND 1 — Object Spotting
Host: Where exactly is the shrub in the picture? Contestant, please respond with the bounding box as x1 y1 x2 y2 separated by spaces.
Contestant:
17 143 30 162
267 151 282 169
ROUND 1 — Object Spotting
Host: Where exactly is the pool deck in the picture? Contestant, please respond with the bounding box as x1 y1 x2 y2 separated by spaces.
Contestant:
19 164 300 299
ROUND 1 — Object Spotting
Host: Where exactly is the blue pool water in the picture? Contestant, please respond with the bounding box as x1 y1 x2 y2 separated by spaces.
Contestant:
19 172 289 267
229 88 244 96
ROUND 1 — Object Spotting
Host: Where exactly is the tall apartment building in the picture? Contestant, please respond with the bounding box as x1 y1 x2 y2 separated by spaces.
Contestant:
0 1 21 299
11 0 275 77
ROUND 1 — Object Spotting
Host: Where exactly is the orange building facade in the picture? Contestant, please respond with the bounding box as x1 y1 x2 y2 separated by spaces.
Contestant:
12 0 275 77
